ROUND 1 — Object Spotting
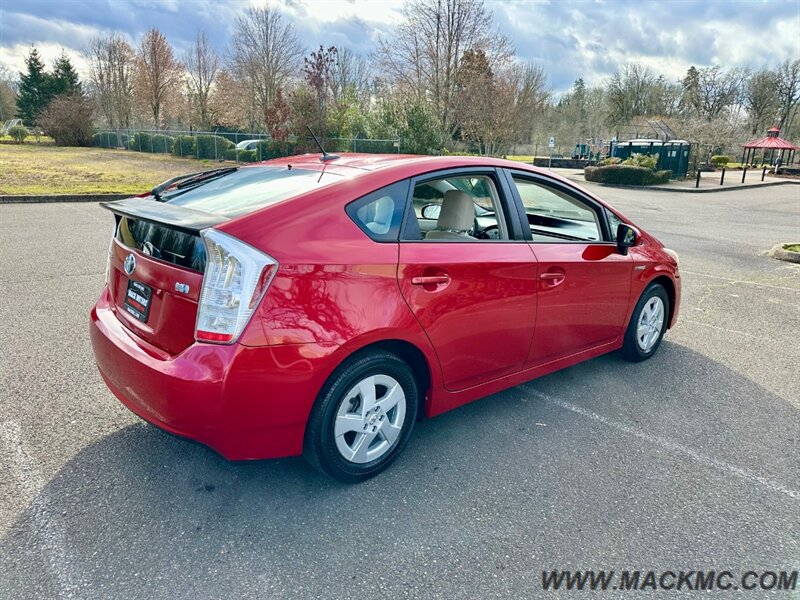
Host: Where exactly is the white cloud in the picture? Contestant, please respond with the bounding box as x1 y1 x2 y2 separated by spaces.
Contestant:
0 0 798 92
0 43 90 79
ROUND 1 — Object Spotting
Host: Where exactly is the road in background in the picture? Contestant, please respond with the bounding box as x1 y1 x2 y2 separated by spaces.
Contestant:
1 184 798 598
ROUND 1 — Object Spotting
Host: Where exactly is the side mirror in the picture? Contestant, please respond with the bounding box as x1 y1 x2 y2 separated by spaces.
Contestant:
616 223 638 255
421 203 441 220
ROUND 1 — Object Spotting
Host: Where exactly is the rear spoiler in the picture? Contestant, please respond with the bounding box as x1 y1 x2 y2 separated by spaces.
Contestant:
100 197 229 235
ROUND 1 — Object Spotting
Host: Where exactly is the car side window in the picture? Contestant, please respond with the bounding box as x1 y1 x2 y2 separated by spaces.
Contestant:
404 174 510 241
346 181 408 242
511 176 604 243
606 208 623 240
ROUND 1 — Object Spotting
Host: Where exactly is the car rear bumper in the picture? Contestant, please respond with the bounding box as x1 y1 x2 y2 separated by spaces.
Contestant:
90 287 340 460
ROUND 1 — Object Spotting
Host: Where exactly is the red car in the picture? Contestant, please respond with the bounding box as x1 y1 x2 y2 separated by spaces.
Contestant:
90 154 680 482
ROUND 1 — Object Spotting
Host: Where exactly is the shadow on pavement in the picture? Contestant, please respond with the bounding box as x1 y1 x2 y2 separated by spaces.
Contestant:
2 342 797 599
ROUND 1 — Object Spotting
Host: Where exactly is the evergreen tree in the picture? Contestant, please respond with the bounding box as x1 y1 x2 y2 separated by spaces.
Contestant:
16 47 50 124
51 51 81 96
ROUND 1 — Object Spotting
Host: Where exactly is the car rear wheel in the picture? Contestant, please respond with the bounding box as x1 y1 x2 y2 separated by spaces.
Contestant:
303 350 418 483
621 283 669 362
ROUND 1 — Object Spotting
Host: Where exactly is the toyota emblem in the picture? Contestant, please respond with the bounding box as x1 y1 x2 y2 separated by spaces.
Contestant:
123 253 136 276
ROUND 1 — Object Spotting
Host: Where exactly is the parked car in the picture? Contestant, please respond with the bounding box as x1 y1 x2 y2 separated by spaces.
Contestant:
90 154 681 482
235 139 261 151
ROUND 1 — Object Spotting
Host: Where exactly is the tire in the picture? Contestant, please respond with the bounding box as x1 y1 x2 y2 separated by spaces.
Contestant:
303 350 419 483
620 283 670 362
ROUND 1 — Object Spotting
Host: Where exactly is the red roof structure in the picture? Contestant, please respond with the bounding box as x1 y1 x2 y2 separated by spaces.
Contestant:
741 127 798 165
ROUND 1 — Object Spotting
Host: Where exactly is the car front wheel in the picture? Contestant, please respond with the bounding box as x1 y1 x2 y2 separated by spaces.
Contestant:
303 350 418 483
621 283 669 362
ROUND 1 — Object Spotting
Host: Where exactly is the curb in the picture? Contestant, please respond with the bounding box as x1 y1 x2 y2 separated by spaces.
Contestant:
563 177 799 194
0 194 131 204
768 243 800 264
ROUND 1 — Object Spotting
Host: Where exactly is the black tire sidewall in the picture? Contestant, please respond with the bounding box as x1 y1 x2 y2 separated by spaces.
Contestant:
304 351 418 483
623 284 670 361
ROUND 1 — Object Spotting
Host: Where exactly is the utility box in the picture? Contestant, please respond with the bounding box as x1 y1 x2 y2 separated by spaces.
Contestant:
659 140 691 179
611 138 691 178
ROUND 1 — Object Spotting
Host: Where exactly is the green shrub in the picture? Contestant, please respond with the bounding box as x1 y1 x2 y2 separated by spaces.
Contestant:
128 132 175 153
8 125 28 143
599 156 621 166
223 148 258 162
584 165 671 186
710 155 730 167
194 134 234 159
622 153 657 170
92 131 128 148
39 93 94 146
172 135 196 157
255 140 303 160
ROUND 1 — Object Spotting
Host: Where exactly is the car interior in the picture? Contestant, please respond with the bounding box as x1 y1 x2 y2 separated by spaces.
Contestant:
411 176 509 241
511 176 603 242
355 173 611 244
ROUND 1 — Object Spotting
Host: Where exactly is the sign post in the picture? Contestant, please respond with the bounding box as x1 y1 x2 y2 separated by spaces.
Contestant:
548 136 555 170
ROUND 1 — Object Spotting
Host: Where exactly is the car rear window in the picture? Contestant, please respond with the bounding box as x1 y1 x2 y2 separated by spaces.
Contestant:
163 166 343 217
117 218 206 271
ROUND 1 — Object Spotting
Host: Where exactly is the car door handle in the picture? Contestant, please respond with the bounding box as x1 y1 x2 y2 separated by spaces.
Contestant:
539 270 566 288
411 275 450 285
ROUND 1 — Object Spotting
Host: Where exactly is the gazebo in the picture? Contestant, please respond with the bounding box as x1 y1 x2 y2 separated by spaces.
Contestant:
741 127 798 166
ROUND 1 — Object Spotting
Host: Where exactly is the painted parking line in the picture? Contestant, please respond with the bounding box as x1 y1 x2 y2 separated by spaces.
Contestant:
523 390 799 501
681 270 799 292
0 421 83 598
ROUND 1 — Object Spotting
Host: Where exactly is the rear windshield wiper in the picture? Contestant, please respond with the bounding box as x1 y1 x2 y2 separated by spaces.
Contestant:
150 167 238 201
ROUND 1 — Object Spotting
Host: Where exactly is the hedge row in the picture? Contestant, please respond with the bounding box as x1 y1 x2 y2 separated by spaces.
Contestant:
93 133 396 161
128 132 175 153
584 165 671 186
92 132 129 148
223 149 258 162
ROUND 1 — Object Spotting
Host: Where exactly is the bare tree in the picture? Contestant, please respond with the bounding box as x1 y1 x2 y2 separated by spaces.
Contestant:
0 62 17 120
744 68 779 134
136 28 183 127
681 65 743 121
208 68 253 129
606 64 658 125
775 59 800 133
378 0 513 139
84 34 136 128
508 61 551 144
184 32 219 128
330 47 371 107
303 46 337 136
229 6 304 127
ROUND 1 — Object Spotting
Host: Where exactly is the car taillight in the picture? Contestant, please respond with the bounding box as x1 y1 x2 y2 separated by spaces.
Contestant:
105 223 117 285
195 229 278 344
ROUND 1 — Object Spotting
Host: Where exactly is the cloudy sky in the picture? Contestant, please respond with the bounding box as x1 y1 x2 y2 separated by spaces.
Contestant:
1 0 798 93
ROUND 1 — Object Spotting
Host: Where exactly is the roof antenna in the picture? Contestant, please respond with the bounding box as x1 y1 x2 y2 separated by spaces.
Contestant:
306 126 340 162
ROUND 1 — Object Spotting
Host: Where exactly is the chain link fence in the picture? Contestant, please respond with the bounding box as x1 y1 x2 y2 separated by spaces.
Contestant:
91 128 402 163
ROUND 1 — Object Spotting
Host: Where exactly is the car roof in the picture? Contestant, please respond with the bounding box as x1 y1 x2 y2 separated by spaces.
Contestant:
250 153 576 187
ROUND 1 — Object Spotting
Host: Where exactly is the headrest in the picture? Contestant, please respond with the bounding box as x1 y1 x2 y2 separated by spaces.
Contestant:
437 190 474 231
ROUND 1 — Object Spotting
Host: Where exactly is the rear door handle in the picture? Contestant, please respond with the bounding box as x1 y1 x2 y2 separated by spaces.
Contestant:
411 275 450 285
539 269 566 288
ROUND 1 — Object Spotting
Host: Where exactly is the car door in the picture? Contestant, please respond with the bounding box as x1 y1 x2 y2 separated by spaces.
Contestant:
397 168 538 391
504 170 632 366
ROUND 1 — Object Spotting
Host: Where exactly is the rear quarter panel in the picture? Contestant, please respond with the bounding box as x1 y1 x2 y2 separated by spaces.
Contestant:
217 174 444 403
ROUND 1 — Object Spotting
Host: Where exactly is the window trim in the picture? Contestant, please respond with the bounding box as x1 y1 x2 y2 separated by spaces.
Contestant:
344 179 411 243
502 168 617 244
399 167 528 243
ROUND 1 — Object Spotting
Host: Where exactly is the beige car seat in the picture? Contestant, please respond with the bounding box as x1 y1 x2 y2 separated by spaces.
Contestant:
425 190 475 240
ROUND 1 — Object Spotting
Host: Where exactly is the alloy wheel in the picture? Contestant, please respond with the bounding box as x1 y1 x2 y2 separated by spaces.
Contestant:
334 374 407 464
636 296 665 352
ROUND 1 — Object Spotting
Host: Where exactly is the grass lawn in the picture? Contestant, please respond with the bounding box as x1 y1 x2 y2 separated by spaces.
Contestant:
0 144 218 195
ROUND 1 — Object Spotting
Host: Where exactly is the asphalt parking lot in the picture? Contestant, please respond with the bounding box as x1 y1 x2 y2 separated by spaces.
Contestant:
1 182 798 599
